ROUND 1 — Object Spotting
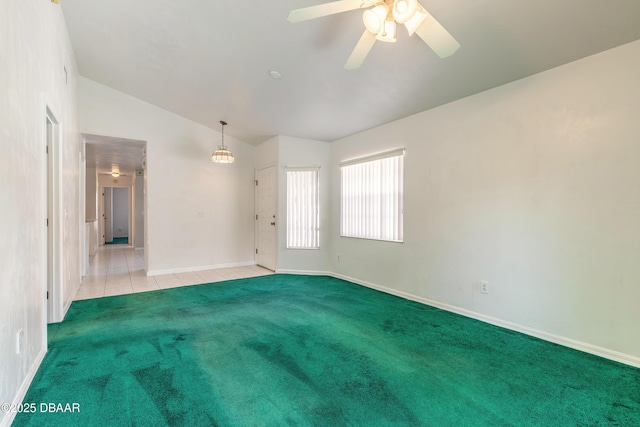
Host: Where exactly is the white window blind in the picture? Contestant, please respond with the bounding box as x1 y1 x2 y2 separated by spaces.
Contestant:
340 149 404 242
286 168 320 249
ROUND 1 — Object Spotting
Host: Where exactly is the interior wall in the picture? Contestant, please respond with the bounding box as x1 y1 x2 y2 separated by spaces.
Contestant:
0 1 81 425
330 40 640 362
255 136 279 170
78 77 256 275
277 136 331 273
134 173 144 249
112 187 129 238
85 166 98 257
85 166 97 220
103 187 113 243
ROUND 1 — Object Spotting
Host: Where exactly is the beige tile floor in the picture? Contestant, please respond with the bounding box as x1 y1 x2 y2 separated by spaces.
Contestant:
75 244 273 301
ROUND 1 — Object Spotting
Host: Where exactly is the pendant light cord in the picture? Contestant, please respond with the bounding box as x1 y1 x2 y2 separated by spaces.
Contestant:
220 120 227 148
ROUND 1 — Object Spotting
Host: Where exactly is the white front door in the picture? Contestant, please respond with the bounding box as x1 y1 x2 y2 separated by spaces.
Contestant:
256 166 276 271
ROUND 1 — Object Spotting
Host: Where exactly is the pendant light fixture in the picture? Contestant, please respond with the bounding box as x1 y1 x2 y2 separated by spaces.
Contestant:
211 120 234 164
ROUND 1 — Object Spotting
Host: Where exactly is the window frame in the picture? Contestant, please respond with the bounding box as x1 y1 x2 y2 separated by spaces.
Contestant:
286 166 320 250
339 149 404 243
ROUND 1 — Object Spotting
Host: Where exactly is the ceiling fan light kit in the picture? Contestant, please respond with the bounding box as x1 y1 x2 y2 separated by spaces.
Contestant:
363 4 389 34
376 19 397 42
392 0 418 23
288 0 460 69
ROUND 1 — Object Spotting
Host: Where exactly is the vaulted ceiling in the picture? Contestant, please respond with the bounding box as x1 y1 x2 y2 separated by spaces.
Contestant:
62 0 640 145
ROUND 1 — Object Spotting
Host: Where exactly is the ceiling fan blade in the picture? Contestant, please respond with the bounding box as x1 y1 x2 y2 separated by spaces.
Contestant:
414 13 460 58
288 0 369 23
344 30 376 70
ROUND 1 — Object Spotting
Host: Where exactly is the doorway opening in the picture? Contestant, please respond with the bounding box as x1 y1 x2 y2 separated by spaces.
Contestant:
84 134 147 270
102 187 131 245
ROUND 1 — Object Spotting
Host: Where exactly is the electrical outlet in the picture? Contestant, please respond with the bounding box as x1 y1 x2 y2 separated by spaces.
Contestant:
480 280 489 294
336 254 341 262
16 329 23 354
197 211 204 217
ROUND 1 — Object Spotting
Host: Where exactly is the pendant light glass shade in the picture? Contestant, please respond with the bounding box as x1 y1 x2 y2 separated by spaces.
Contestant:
212 148 234 163
212 120 234 164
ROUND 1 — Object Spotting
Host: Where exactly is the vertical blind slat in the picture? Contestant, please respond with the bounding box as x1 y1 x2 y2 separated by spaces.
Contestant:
287 169 319 249
340 154 403 242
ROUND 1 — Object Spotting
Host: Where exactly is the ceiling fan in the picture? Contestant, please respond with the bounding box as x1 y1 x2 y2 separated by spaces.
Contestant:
288 0 460 69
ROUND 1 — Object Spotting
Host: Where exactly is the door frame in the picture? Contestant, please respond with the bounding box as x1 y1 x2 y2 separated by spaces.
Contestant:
98 182 134 246
103 187 113 244
255 164 277 270
110 187 132 242
79 151 86 277
44 106 63 324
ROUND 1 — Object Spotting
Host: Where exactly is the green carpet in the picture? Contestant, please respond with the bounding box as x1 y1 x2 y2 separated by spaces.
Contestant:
14 275 640 426
105 237 128 245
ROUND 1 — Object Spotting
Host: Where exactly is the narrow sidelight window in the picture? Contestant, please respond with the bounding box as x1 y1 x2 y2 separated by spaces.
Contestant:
286 168 320 249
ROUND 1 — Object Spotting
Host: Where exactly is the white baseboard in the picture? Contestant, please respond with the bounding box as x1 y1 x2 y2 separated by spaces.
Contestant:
147 260 256 277
61 293 73 320
276 269 332 276
135 247 143 251
331 272 640 369
1 347 47 427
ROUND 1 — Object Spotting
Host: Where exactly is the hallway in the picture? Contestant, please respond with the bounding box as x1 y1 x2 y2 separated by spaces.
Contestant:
76 244 273 300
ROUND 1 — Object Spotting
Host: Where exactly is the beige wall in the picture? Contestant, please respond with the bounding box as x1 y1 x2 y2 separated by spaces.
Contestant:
331 40 640 365
78 78 256 275
0 1 81 425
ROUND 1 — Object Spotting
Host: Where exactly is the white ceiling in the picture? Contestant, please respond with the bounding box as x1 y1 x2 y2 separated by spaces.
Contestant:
84 134 145 177
62 0 640 145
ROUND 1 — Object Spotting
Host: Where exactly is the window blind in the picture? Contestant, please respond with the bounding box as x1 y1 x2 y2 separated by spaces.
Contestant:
286 168 320 249
340 151 403 242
